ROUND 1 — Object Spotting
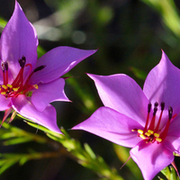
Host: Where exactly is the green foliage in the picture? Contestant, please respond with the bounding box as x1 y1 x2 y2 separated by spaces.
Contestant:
47 127 124 180
0 151 62 174
130 67 147 80
0 17 6 28
0 121 123 180
142 0 180 38
160 166 180 180
0 120 48 145
0 121 51 174
37 46 46 58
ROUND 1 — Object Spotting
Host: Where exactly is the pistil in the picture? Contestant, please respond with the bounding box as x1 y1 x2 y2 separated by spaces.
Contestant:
154 102 165 132
148 102 158 131
143 103 151 133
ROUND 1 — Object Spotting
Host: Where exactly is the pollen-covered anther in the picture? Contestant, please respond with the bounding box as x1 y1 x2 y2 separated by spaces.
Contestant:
139 134 146 139
12 87 20 92
148 130 154 134
2 85 7 90
7 84 13 88
156 138 162 143
145 132 151 137
154 133 160 138
145 130 153 137
137 129 143 134
33 84 38 89
145 129 154 136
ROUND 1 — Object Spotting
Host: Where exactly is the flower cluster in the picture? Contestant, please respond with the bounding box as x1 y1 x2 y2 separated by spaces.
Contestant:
73 51 180 180
0 1 96 133
2 1 180 180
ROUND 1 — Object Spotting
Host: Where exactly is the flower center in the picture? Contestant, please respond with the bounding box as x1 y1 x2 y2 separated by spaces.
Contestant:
132 102 175 144
0 56 45 98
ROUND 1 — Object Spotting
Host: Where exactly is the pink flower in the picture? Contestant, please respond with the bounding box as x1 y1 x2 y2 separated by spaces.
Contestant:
73 51 180 179
0 1 96 133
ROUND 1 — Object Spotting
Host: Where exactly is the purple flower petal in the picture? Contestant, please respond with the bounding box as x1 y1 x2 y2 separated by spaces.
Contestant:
30 47 97 84
164 136 180 154
11 95 60 133
130 141 174 180
73 107 142 148
31 78 69 111
163 114 180 152
0 95 11 110
143 50 180 114
0 1 38 78
88 73 149 125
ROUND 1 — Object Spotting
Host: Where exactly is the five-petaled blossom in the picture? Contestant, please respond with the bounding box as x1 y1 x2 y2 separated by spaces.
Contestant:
0 1 96 133
73 51 180 180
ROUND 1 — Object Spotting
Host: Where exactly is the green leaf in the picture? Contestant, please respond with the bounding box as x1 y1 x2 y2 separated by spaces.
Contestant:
142 0 180 38
130 67 147 80
0 17 6 28
3 137 32 146
84 143 96 159
37 46 46 58
161 166 180 180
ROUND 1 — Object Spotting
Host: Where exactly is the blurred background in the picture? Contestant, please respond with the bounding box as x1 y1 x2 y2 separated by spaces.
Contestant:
0 0 180 179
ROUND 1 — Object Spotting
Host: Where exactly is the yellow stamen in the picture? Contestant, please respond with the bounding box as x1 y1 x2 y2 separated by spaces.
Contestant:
156 138 162 142
1 92 6 95
33 84 38 89
148 130 154 134
7 84 13 88
13 87 20 92
137 129 143 134
140 134 146 139
145 132 151 137
154 133 160 138
2 85 7 89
